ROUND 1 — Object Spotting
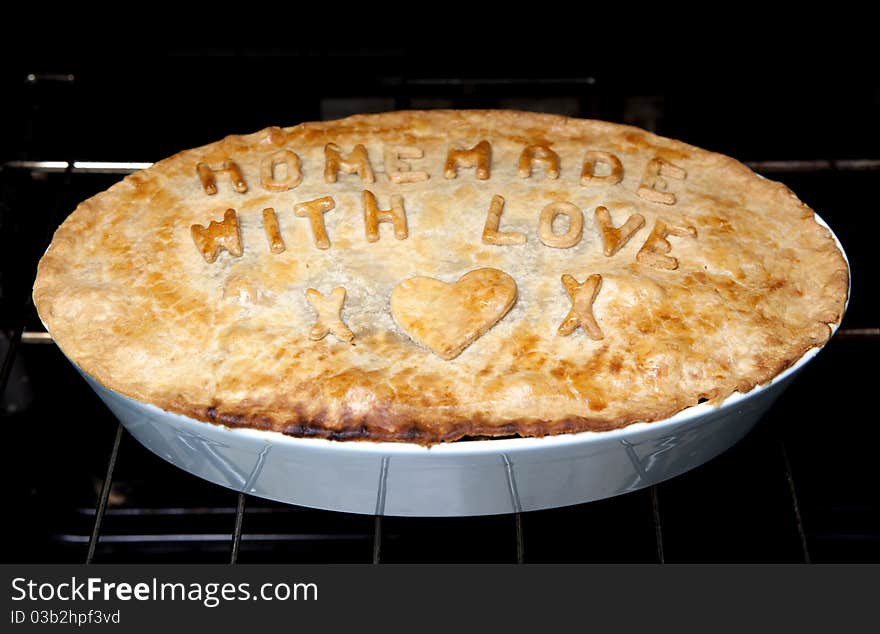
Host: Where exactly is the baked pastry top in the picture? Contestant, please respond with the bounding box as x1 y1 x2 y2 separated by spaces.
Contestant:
32 110 849 443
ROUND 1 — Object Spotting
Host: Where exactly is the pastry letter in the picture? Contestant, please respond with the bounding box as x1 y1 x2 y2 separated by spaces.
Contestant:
538 201 584 249
518 144 560 179
191 208 243 263
636 218 697 269
260 150 302 192
384 145 429 183
362 190 408 242
262 208 286 254
594 205 645 256
306 287 354 343
580 151 623 186
482 195 526 246
196 160 248 195
558 274 603 340
637 158 686 205
444 140 491 180
294 196 336 250
324 143 375 184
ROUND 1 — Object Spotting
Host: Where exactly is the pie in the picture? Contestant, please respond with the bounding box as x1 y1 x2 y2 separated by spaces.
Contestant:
32 110 849 444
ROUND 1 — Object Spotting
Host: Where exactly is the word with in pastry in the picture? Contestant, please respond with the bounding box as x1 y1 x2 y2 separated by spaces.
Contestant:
191 190 409 258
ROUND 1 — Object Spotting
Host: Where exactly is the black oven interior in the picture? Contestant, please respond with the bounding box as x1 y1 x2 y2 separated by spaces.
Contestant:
1 56 877 563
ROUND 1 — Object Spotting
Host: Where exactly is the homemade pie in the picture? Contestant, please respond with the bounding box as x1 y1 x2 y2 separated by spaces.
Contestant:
32 110 849 444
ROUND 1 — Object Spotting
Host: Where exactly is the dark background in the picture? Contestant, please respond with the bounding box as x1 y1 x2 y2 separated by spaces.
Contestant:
0 51 877 563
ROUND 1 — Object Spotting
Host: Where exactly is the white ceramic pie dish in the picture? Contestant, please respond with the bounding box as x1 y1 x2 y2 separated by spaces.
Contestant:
55 215 848 517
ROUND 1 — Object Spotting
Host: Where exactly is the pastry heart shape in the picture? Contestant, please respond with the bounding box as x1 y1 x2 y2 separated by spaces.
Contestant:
390 268 518 360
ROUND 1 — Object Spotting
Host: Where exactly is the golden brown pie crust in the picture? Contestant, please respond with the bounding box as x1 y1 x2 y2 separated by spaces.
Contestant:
32 110 849 444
